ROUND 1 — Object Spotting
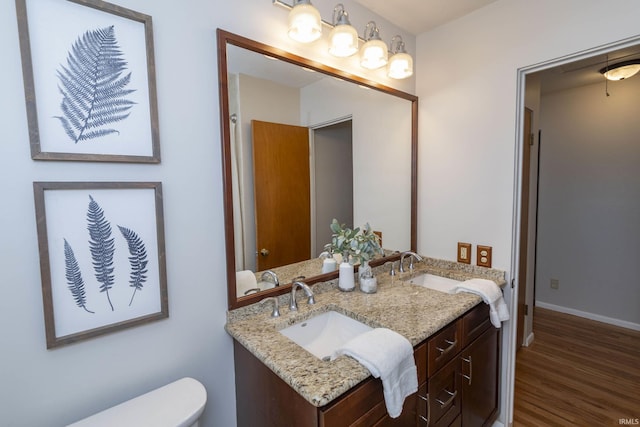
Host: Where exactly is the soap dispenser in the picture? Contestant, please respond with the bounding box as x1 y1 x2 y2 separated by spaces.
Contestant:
319 250 337 274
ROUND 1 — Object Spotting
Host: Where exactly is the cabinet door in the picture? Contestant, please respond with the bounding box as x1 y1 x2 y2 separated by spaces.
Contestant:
460 327 499 427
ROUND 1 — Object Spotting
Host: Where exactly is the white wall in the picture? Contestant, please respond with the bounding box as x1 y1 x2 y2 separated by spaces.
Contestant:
416 0 640 268
301 79 413 251
536 77 640 325
0 0 413 425
415 0 640 423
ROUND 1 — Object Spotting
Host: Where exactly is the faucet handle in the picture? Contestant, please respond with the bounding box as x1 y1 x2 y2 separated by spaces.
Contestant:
260 297 280 317
385 261 396 276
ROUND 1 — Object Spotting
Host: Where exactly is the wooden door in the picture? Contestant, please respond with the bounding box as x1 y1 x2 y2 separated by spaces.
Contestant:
517 108 533 349
252 120 311 271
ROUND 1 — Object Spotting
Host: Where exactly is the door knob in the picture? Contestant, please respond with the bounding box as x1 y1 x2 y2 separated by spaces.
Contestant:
260 248 270 257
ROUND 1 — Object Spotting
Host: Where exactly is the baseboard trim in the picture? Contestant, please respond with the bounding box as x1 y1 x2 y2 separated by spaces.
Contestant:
524 331 534 347
535 301 640 331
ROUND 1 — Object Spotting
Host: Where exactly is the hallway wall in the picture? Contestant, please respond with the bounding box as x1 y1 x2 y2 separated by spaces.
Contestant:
535 76 640 327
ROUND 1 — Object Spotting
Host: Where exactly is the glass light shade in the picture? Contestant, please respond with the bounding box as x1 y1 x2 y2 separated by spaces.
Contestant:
602 63 640 81
328 24 358 57
387 52 413 79
360 39 388 70
288 3 322 43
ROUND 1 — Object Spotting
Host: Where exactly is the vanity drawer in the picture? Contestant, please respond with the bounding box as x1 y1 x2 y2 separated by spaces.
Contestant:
320 377 384 427
320 345 424 427
417 357 461 427
461 303 491 348
427 321 462 376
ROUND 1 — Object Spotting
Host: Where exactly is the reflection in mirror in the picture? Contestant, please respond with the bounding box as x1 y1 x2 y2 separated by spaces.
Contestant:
218 30 418 309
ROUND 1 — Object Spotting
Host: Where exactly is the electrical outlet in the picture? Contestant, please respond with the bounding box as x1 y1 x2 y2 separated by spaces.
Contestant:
477 245 492 268
550 279 559 289
457 242 471 264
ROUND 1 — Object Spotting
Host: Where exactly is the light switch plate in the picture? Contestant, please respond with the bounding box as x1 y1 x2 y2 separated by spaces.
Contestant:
477 245 492 268
457 242 471 264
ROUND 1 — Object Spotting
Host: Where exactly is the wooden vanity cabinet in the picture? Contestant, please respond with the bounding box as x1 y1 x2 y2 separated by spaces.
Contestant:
416 304 499 427
232 303 499 427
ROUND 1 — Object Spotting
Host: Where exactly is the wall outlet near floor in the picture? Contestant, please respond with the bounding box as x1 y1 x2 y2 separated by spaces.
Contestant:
457 242 471 264
550 278 559 289
477 245 492 268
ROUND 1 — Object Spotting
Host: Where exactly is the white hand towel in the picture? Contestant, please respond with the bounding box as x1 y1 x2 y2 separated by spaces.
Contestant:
331 328 418 418
235 270 258 296
454 278 510 328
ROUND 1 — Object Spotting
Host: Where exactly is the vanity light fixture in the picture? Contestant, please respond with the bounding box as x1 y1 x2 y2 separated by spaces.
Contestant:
388 35 413 79
273 0 414 80
287 0 322 43
360 21 388 70
328 4 358 58
599 59 640 81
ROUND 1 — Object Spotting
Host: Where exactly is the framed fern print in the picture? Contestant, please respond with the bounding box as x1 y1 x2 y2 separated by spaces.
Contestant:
33 182 168 348
16 0 160 163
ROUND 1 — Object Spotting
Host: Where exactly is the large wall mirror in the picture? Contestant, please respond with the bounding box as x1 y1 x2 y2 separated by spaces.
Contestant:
217 29 418 309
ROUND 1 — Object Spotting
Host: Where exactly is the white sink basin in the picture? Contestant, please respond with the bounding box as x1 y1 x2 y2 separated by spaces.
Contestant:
404 273 461 294
279 311 373 360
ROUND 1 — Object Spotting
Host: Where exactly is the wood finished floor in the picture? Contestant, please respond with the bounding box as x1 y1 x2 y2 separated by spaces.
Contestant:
513 307 640 426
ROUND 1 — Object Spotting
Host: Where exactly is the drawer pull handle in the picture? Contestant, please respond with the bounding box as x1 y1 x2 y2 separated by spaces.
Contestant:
435 339 457 357
462 355 473 385
435 389 457 408
418 393 430 426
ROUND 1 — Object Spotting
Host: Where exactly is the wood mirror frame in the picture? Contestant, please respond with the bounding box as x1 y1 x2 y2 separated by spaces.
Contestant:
217 29 418 310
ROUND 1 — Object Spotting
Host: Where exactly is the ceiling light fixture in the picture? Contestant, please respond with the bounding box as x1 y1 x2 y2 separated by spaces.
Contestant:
328 4 358 58
388 35 413 79
287 0 322 43
599 60 640 81
360 21 388 70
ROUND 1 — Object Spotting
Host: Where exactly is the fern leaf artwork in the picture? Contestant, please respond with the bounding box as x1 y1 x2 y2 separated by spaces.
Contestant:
55 25 136 143
87 195 116 311
117 225 149 306
63 239 94 314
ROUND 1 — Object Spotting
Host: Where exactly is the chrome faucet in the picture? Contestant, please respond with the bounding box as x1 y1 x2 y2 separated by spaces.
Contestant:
289 281 316 311
261 270 280 287
399 251 423 273
260 296 280 318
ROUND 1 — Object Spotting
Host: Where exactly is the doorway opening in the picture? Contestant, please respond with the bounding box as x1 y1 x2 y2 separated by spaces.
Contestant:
310 119 354 257
510 36 640 424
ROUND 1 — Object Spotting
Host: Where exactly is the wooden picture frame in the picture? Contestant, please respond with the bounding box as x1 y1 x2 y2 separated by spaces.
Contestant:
33 182 168 348
16 0 160 163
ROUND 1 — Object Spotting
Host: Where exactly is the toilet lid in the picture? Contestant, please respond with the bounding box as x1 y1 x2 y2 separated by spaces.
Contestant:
67 377 207 427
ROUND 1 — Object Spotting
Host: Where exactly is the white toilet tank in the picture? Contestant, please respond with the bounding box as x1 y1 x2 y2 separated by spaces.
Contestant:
67 377 207 427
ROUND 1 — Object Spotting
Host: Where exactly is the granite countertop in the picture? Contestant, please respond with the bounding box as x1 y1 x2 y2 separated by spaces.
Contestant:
225 258 506 408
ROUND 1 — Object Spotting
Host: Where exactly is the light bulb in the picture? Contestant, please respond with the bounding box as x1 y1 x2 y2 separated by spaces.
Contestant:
360 39 388 70
388 52 413 79
288 2 322 43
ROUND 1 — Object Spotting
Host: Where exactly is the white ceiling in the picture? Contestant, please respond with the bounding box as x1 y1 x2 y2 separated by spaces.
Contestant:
352 0 498 35
353 0 640 93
